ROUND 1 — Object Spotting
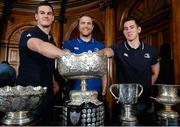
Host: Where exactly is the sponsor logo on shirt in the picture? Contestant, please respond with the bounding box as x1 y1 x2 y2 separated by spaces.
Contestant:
144 53 150 58
74 47 79 50
26 33 31 37
123 53 128 57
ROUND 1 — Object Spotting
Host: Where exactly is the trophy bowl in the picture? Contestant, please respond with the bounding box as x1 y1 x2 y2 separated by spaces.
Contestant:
0 85 47 125
57 52 107 79
151 84 180 118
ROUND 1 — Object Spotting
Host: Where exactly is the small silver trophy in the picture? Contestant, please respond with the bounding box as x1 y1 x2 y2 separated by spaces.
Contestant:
151 84 180 118
110 83 143 121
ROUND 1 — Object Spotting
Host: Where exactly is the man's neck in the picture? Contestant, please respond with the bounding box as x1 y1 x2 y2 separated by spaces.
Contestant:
127 39 140 49
80 35 92 42
37 25 51 35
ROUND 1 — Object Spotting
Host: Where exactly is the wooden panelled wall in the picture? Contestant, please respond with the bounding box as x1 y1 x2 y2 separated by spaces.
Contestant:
0 0 180 114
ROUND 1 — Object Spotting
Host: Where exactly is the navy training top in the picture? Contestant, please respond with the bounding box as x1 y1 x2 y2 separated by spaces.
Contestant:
111 41 160 103
16 26 55 91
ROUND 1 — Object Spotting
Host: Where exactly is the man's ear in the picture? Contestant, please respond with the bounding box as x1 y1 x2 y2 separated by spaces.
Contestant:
35 13 38 21
92 24 94 31
138 26 141 33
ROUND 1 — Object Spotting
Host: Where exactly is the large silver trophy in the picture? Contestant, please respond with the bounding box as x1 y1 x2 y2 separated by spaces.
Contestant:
151 84 180 118
57 52 107 126
0 85 47 125
110 83 143 121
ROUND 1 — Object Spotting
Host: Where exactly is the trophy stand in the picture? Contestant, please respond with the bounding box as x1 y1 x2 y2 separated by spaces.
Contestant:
158 105 179 118
67 76 102 106
1 111 33 125
121 105 137 121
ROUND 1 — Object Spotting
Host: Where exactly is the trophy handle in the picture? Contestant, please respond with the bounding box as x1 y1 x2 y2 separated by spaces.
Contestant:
109 84 119 103
138 84 143 97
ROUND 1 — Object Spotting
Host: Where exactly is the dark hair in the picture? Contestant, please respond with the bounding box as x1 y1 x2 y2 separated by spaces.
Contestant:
122 16 140 26
35 1 54 14
1 61 9 65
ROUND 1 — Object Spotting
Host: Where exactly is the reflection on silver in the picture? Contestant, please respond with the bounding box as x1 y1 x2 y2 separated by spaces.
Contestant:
0 85 47 125
151 84 180 118
92 108 96 113
91 113 95 117
110 83 143 122
70 111 80 125
82 109 86 113
87 109 92 113
57 52 107 78
81 118 86 124
82 114 86 119
68 90 102 106
87 118 91 123
87 113 91 118
58 52 106 126
92 117 96 122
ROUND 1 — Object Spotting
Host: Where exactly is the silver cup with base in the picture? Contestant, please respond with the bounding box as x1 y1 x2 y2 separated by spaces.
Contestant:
57 52 107 126
110 83 143 121
0 85 47 125
151 84 180 118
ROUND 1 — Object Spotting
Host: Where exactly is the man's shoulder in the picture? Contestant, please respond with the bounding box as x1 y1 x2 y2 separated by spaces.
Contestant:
21 26 37 38
143 42 156 50
111 41 124 48
22 26 36 33
63 39 77 46
93 39 105 47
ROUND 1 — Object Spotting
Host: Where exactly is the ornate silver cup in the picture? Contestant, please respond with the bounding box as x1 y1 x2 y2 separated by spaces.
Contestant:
151 84 180 118
57 52 107 105
57 52 107 126
0 85 47 125
110 83 143 121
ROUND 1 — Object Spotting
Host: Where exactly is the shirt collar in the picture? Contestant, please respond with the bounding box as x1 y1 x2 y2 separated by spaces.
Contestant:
124 41 144 51
77 38 94 43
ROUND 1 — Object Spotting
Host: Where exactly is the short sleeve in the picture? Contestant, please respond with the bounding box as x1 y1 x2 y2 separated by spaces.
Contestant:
151 47 160 65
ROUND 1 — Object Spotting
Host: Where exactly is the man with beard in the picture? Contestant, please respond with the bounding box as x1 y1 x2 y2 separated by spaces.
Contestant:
62 15 107 100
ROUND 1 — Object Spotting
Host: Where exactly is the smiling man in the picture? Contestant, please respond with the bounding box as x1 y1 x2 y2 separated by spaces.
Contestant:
62 15 107 100
98 17 160 115
16 1 69 124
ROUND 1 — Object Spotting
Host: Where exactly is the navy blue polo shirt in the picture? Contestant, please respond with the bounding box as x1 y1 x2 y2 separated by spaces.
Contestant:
16 26 55 90
62 38 104 94
111 41 160 102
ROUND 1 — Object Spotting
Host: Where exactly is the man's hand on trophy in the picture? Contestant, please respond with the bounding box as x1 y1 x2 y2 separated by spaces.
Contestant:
96 49 105 55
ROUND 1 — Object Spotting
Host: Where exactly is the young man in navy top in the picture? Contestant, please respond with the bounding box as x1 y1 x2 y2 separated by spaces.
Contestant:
16 1 69 124
62 15 107 99
98 17 160 115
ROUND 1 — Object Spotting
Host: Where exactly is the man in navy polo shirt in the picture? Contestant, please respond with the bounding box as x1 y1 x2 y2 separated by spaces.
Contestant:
98 17 160 114
62 15 107 99
16 1 69 124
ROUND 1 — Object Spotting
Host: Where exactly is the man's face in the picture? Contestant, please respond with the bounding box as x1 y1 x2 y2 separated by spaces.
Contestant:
123 20 141 41
78 16 94 37
35 5 54 27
